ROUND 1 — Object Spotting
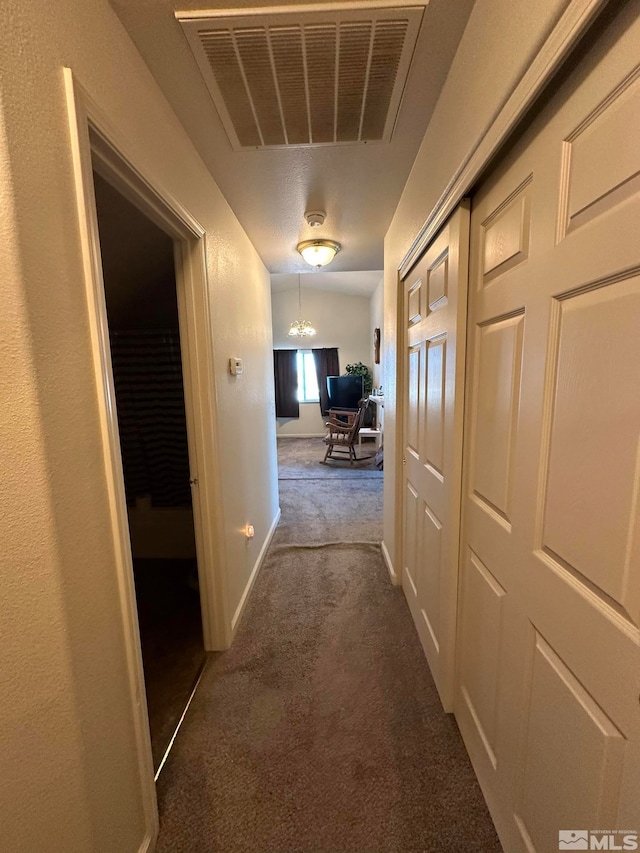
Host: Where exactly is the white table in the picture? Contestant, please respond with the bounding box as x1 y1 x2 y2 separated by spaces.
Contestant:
358 427 382 449
360 395 384 448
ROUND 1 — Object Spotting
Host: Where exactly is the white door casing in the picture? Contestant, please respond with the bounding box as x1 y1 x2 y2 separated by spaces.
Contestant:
455 5 640 851
64 68 231 848
401 203 470 711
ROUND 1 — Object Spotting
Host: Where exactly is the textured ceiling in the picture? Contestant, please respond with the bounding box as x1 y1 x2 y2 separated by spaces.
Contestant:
108 0 476 274
271 270 383 296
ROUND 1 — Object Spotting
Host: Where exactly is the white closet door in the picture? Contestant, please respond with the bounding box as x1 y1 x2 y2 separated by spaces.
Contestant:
401 203 469 710
456 6 640 852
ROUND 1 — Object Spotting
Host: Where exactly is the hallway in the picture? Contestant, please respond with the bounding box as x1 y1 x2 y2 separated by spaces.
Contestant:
154 439 500 852
5 1 640 849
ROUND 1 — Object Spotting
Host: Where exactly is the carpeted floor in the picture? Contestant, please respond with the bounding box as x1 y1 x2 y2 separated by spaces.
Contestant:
274 436 383 558
275 478 383 545
154 442 501 852
278 437 382 480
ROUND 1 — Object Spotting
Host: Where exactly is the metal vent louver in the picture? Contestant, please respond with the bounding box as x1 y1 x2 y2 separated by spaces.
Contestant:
178 5 424 150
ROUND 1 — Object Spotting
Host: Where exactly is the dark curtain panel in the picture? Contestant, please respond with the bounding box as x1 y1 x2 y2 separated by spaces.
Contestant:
110 330 191 507
312 347 340 415
273 350 299 418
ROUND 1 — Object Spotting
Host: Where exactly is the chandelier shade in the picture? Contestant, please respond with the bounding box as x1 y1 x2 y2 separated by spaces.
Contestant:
288 317 316 337
288 276 316 337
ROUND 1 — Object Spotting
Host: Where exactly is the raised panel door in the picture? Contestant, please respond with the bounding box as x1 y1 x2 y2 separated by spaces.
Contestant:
401 203 470 710
457 7 640 851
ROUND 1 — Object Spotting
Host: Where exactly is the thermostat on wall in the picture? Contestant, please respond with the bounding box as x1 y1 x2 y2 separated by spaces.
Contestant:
229 357 243 376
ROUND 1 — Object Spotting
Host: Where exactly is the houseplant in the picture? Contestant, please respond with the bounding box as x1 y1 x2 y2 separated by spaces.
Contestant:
344 362 373 396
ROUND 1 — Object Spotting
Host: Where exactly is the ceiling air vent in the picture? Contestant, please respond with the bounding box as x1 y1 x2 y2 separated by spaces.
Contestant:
178 4 425 150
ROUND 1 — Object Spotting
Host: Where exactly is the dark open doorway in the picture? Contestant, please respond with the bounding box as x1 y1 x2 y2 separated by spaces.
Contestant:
93 171 206 771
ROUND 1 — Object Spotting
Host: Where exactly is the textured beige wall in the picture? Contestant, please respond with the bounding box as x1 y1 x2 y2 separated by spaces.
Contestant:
369 277 384 391
272 287 373 436
0 0 278 850
0 100 96 853
382 0 573 572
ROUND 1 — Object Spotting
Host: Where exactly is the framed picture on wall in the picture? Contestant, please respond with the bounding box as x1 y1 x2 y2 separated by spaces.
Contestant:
374 327 381 364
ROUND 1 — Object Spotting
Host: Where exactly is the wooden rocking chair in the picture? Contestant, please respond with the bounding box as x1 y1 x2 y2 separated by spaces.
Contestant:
321 400 369 465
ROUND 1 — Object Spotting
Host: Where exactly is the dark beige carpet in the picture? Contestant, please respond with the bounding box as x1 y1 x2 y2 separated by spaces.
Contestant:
275 437 383 546
278 437 382 479
154 445 501 852
275 479 383 545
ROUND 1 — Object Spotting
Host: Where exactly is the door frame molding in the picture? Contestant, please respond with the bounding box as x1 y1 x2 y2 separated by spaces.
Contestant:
397 0 607 279
64 68 230 848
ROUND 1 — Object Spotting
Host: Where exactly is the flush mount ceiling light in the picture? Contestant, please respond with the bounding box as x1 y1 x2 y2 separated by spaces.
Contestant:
297 239 341 268
288 275 316 338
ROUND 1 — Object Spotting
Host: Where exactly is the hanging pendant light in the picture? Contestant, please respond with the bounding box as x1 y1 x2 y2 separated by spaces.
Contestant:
288 275 316 337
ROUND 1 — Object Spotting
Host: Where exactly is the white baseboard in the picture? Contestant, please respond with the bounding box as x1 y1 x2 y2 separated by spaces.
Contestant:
231 507 281 633
381 540 400 585
276 433 325 439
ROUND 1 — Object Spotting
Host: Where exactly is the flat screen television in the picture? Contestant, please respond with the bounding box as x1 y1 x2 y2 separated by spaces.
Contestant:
326 375 364 411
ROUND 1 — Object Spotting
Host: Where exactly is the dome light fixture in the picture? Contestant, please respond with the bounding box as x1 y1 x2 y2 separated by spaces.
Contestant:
288 275 316 338
297 239 341 268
